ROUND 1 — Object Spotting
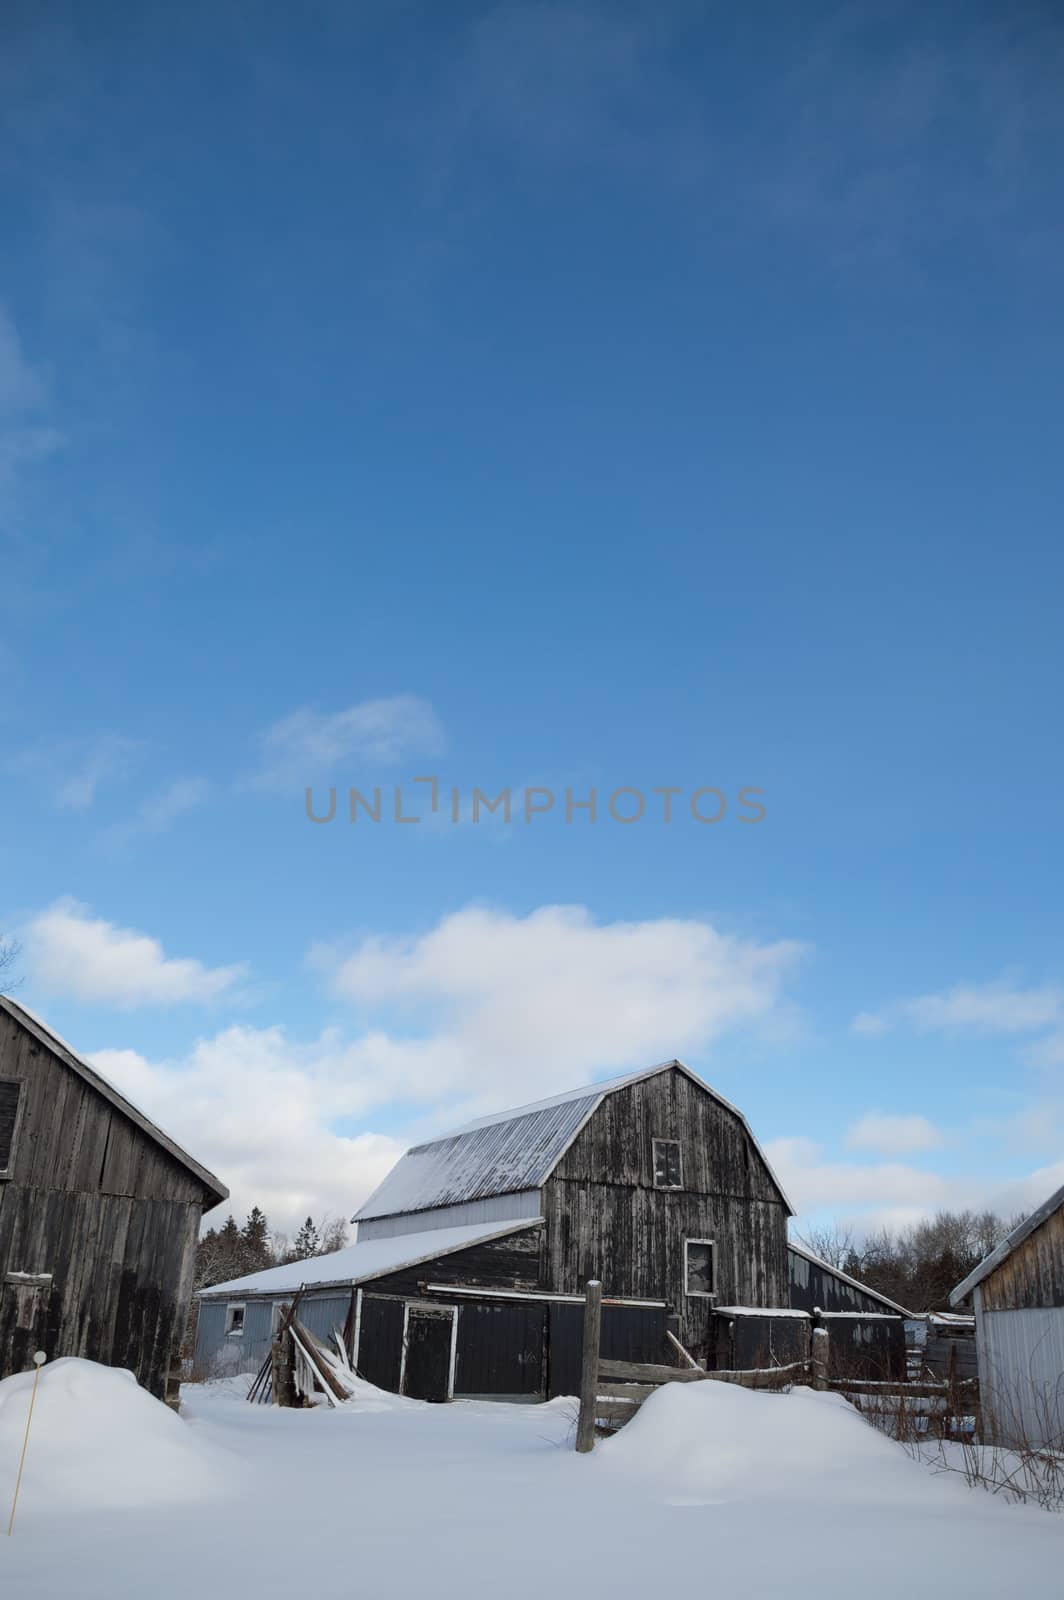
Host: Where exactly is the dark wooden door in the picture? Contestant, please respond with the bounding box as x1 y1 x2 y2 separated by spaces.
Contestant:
403 1306 454 1402
454 1301 546 1398
357 1295 404 1393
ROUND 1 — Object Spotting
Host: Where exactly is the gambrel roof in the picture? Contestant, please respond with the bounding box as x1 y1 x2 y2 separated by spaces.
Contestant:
354 1059 794 1223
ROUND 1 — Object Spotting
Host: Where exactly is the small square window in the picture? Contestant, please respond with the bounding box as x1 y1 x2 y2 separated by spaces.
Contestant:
685 1240 714 1297
653 1138 683 1189
225 1303 246 1336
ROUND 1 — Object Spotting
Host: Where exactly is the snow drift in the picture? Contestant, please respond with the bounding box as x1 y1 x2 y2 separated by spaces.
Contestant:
0 1358 226 1516
598 1377 957 1508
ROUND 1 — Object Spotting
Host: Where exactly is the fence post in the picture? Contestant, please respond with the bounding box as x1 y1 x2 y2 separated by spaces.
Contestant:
575 1279 603 1453
812 1325 829 1392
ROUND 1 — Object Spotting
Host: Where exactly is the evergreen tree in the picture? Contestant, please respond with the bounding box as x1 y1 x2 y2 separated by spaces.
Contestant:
241 1206 272 1270
292 1216 320 1259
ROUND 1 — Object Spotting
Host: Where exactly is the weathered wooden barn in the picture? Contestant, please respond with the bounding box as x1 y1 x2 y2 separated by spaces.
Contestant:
0 996 228 1399
198 1059 907 1399
950 1181 1064 1449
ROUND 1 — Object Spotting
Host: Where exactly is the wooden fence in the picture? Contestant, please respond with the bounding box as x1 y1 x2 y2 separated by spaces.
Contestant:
574 1280 977 1452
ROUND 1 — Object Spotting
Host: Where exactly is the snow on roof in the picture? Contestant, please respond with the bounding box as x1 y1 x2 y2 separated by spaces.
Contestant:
354 1059 794 1222
0 996 228 1209
198 1216 544 1299
949 1180 1064 1307
715 1306 810 1318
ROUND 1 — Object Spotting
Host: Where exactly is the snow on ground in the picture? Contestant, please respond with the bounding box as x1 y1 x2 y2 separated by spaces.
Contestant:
1 1360 1061 1599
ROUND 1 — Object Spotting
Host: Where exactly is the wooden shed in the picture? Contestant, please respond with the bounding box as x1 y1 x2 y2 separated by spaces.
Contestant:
0 996 228 1400
950 1182 1064 1450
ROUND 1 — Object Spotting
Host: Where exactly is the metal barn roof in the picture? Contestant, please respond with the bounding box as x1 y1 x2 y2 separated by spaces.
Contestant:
354 1059 794 1223
949 1180 1064 1307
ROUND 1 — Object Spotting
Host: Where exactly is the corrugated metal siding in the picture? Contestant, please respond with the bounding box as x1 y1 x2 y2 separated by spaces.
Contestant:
976 1295 1064 1450
193 1288 355 1379
194 1296 275 1376
355 1096 599 1221
356 1191 542 1241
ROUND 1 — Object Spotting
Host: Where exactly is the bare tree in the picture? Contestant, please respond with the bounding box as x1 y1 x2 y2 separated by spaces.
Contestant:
0 935 20 994
809 1209 1019 1311
795 1221 856 1269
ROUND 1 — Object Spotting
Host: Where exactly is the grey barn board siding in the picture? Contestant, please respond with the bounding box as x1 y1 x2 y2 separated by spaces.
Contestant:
924 1333 978 1380
0 1004 224 1397
542 1067 789 1358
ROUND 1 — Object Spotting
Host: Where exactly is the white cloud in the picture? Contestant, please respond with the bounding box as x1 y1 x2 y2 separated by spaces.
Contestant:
90 1027 407 1233
22 898 247 1008
9 732 138 810
845 1112 944 1155
767 1136 1064 1235
0 304 63 524
851 1010 889 1036
0 305 47 412
315 902 805 1113
1026 1031 1064 1070
903 981 1064 1034
853 978 1064 1060
103 776 210 846
80 900 804 1232
251 695 444 790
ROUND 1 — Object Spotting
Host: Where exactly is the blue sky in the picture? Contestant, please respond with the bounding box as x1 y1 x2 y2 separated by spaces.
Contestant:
2 1 1062 1237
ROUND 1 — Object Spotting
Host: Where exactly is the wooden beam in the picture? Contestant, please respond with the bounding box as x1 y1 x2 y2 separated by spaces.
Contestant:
596 1381 660 1402
575 1280 603 1454
598 1359 709 1384
665 1329 701 1370
594 1398 644 1422
811 1325 829 1392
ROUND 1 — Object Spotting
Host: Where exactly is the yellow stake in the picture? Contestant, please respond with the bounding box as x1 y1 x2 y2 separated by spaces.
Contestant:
7 1352 46 1537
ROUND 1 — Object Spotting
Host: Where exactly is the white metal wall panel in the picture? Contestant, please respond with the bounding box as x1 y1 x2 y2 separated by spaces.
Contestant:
976 1294 1064 1450
355 1190 542 1241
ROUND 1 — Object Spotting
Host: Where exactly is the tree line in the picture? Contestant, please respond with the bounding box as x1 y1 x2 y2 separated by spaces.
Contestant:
797 1207 1021 1312
194 1207 349 1292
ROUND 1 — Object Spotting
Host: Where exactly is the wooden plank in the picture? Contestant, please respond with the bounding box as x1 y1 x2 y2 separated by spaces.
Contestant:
707 1364 807 1390
666 1328 701 1369
598 1358 709 1383
575 1280 603 1453
830 1377 977 1399
597 1381 659 1402
595 1397 644 1421
812 1325 829 1391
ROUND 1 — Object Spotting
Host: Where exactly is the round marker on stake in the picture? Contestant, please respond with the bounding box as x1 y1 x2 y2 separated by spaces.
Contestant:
7 1351 47 1536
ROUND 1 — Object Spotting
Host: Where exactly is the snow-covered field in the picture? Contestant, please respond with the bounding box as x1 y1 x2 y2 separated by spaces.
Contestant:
1 1359 1061 1599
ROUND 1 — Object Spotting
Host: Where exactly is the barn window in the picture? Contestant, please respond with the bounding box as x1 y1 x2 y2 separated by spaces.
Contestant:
652 1138 683 1189
0 1081 23 1176
685 1239 715 1297
225 1303 246 1336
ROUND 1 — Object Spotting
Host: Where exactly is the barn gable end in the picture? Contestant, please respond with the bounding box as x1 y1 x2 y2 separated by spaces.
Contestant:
0 998 227 1398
